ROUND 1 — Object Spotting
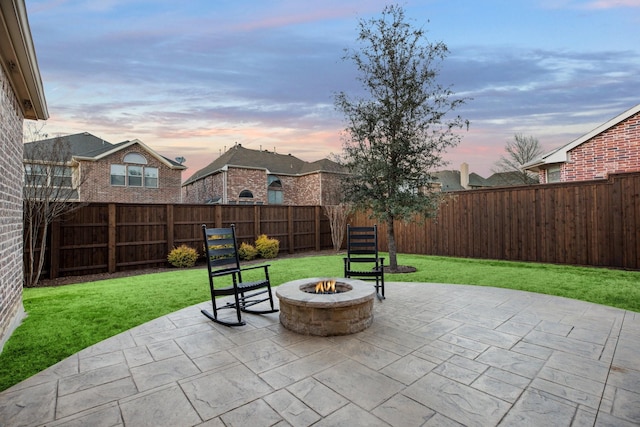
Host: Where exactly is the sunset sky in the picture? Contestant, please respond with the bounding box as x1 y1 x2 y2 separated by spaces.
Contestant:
25 0 640 179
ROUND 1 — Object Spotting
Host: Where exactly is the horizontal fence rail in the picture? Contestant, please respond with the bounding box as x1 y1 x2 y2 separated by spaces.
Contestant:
27 171 640 280
349 172 640 270
34 204 333 279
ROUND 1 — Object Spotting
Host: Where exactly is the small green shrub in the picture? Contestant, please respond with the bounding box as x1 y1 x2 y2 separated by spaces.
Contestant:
167 245 198 268
255 234 279 259
238 242 258 260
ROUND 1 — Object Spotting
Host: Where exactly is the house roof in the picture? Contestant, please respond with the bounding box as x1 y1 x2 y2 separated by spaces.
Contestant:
523 103 640 172
431 170 490 192
183 144 345 186
24 132 110 158
24 132 186 169
485 171 537 186
0 0 48 120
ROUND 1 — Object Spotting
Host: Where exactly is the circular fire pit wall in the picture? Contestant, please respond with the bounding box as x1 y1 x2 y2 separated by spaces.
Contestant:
276 278 375 336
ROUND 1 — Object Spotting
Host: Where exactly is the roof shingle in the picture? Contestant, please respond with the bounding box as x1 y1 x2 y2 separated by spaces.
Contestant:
184 144 345 185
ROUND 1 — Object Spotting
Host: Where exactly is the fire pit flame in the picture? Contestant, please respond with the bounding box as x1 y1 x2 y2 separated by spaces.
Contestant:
315 279 337 294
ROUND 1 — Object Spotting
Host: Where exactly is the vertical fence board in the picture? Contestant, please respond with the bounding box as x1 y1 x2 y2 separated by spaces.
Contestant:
634 175 640 269
346 172 639 270
31 172 640 279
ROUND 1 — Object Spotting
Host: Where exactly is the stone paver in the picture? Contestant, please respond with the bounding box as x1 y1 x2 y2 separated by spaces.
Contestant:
1 282 639 426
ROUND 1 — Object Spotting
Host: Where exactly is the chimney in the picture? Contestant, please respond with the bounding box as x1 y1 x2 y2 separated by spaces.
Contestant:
460 162 469 189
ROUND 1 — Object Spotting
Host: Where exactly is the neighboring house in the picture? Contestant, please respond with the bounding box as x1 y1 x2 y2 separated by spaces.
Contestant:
523 103 640 183
485 171 538 187
432 163 535 192
182 144 346 205
25 132 187 203
0 0 48 351
432 163 491 192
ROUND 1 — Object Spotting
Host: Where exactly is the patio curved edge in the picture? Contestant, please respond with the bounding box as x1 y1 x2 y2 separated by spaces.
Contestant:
1 282 639 427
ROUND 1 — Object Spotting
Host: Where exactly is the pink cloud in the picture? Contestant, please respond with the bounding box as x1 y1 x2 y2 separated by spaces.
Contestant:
225 0 388 33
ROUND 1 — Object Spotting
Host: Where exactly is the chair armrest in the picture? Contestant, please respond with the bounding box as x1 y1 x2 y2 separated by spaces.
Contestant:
240 264 270 272
210 267 240 277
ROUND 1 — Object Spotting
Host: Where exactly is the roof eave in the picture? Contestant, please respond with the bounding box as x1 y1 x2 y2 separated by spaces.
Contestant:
79 139 187 169
528 103 640 171
522 159 546 172
0 0 48 120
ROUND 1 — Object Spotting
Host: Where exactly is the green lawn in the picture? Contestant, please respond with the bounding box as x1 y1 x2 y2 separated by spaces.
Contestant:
1 253 638 392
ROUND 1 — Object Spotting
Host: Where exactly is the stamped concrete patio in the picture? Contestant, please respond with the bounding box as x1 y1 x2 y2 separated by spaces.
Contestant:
1 282 639 426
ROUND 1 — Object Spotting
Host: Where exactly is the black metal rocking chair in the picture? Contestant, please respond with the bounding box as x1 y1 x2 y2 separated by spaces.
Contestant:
343 224 385 300
201 224 278 326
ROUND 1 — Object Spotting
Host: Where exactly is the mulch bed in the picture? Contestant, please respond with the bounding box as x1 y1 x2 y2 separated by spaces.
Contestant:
384 265 417 273
33 249 342 288
34 250 417 288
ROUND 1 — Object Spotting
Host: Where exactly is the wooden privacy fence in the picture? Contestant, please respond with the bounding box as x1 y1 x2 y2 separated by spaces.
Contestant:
350 172 640 270
29 171 640 279
40 204 333 279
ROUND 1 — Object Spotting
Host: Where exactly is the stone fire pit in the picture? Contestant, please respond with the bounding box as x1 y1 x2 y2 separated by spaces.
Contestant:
275 278 375 336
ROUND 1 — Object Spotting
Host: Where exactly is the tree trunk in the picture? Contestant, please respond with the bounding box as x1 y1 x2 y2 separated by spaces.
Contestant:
33 221 49 287
386 216 398 270
25 219 36 287
324 204 351 251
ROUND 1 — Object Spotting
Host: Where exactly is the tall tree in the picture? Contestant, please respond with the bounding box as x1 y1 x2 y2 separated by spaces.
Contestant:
335 4 468 271
23 136 85 286
324 203 352 251
493 134 542 184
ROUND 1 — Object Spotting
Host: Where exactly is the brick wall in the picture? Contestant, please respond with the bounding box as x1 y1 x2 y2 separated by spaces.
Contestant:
563 111 640 181
295 173 321 205
0 65 26 349
320 173 344 205
538 111 640 183
182 172 224 204
227 168 267 203
79 143 183 203
182 167 346 205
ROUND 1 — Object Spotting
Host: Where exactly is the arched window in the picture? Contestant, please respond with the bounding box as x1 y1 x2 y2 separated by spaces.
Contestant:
267 175 283 204
110 153 158 188
239 190 253 199
124 153 147 164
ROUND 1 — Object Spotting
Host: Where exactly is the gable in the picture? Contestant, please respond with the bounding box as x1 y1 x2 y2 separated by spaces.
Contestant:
183 144 345 186
524 103 640 172
26 133 186 170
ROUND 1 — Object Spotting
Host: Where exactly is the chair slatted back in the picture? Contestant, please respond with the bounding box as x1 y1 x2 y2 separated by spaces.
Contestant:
203 225 241 274
344 224 385 299
347 225 380 259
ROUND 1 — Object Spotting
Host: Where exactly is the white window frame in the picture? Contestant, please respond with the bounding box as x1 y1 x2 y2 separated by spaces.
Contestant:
547 165 561 183
267 175 283 205
144 167 158 188
110 164 159 188
110 165 126 186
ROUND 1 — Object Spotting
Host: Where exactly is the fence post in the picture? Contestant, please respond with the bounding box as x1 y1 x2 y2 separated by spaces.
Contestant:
315 206 321 251
254 205 260 238
108 203 116 273
166 204 174 253
214 204 222 228
288 206 294 254
49 219 61 279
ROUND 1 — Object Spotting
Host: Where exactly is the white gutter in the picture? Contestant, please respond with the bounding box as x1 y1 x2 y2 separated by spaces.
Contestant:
0 0 48 120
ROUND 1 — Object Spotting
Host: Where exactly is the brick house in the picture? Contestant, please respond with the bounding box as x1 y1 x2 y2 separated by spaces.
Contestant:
431 162 534 192
25 132 187 203
523 104 640 183
0 0 48 351
182 144 346 205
